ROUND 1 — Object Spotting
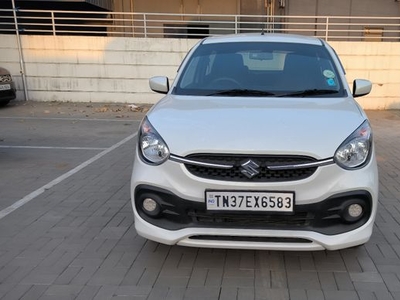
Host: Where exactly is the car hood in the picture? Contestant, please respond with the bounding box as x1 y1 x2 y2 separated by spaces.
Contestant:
147 95 366 159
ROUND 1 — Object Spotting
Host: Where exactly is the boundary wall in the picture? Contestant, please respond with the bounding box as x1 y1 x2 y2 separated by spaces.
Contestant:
1 34 399 109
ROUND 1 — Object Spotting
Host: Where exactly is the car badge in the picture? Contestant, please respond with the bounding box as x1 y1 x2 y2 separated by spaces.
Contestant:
240 160 260 179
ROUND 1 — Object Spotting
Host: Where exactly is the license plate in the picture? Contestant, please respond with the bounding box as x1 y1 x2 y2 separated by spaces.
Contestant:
0 84 11 91
206 190 295 212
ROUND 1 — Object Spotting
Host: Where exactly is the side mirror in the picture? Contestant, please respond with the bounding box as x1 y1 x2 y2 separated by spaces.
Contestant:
149 76 169 94
353 79 372 98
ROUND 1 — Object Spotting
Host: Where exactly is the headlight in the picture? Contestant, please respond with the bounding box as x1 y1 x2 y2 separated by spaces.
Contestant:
138 117 170 165
334 120 372 169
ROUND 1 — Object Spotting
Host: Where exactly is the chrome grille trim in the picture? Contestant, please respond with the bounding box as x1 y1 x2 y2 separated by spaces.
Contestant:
267 158 334 170
169 154 234 169
170 154 334 170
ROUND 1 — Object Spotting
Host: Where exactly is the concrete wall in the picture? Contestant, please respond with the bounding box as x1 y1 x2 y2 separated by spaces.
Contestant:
330 41 400 110
1 34 399 109
0 34 198 103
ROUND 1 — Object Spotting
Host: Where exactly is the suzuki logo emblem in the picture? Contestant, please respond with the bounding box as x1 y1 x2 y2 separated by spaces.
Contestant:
240 160 260 179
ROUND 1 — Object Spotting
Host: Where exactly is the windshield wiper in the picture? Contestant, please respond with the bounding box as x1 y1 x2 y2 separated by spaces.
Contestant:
278 89 339 97
207 89 276 97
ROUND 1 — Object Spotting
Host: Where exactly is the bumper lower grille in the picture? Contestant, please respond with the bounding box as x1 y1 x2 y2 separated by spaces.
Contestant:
184 154 317 182
135 185 373 235
189 235 312 243
188 210 312 227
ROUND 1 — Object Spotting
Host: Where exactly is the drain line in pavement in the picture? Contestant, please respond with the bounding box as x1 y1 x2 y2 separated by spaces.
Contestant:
0 133 137 220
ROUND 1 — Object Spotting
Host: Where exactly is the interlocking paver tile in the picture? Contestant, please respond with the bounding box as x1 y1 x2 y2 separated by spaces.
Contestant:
165 287 186 300
54 266 81 285
255 269 271 287
284 255 301 270
255 287 290 300
20 285 48 300
75 286 101 300
323 290 359 300
392 291 400 300
373 290 396 300
87 267 128 286
353 281 390 292
1 284 32 300
382 273 400 292
299 256 317 271
305 289 325 300
183 287 220 300
271 270 288 288
92 285 118 300
194 251 226 269
204 268 223 287
221 276 254 287
44 285 84 299
120 265 145 286
238 287 255 300
350 272 383 283
115 286 152 297
287 271 321 290
146 286 169 300
318 272 337 290
289 289 308 300
137 267 161 287
187 268 208 287
357 290 377 300
333 272 354 291
70 266 98 285
219 286 238 300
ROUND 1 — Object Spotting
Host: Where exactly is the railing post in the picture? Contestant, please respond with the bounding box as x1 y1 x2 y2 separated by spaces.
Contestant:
325 16 329 41
235 15 238 34
143 13 147 38
51 11 56 36
131 12 135 37
11 0 29 101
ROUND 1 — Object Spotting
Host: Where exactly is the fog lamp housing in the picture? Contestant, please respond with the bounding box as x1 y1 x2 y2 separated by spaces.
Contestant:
141 197 162 217
348 203 363 218
341 200 365 223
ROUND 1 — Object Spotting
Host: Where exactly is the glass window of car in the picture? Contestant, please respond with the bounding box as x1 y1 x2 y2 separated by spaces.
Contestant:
173 41 345 97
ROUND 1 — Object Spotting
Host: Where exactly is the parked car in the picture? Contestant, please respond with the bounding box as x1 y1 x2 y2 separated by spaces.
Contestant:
131 33 378 251
0 67 16 106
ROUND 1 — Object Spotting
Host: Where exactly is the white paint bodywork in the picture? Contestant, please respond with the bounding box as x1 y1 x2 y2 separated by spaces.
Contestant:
148 95 365 158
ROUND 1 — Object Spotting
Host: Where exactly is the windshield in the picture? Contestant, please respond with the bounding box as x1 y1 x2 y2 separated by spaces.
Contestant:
173 41 345 97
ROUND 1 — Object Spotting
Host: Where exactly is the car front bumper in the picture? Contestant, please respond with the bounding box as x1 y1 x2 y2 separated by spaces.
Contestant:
0 82 16 101
131 150 379 251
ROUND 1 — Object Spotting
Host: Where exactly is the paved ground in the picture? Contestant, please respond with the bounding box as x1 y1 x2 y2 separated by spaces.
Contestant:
0 101 400 300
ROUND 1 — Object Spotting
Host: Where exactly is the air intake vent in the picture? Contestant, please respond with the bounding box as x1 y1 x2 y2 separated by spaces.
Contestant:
189 235 312 243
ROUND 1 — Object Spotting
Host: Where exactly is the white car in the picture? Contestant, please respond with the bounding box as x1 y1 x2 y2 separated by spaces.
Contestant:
131 33 378 251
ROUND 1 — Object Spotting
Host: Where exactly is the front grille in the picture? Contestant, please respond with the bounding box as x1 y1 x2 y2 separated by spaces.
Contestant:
0 75 12 83
188 210 312 227
184 154 317 182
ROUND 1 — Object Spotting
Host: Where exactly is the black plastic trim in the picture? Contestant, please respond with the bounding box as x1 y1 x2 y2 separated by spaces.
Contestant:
134 185 373 235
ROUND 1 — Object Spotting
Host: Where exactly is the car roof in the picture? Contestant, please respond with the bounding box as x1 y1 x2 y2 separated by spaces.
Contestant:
202 33 324 46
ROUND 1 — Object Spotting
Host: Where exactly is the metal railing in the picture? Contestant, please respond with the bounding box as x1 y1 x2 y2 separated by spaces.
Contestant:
1 9 400 41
